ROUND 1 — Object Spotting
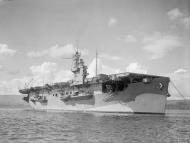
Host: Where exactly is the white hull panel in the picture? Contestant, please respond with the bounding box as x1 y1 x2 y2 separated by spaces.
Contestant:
29 101 47 110
87 94 166 114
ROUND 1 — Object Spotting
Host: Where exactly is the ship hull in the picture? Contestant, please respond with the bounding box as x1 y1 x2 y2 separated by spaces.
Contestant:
47 93 166 114
28 91 167 114
22 74 169 114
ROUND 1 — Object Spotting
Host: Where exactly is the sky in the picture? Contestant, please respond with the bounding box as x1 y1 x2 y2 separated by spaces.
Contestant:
0 0 190 99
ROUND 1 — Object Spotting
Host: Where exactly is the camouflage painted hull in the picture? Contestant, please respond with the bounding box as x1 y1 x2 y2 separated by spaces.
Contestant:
25 77 169 114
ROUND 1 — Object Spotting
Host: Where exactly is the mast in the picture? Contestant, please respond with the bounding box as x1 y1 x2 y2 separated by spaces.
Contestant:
76 40 79 53
95 50 98 77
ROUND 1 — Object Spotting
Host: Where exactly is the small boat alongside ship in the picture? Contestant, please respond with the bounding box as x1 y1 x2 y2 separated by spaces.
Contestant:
19 49 170 114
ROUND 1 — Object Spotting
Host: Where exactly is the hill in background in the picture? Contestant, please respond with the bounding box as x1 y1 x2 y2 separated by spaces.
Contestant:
0 95 30 109
166 99 190 110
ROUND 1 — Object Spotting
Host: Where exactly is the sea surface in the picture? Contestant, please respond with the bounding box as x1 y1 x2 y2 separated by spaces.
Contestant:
1 95 190 143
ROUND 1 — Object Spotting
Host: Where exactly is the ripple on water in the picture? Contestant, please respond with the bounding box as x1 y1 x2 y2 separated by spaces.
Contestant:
1 109 190 143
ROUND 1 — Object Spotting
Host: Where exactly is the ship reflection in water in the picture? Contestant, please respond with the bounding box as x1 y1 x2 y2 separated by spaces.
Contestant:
1 108 190 143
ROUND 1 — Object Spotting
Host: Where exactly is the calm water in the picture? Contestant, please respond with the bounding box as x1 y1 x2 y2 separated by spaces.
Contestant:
1 108 190 143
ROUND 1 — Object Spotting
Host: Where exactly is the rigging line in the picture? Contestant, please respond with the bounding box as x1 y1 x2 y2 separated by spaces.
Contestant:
170 80 186 100
170 80 190 109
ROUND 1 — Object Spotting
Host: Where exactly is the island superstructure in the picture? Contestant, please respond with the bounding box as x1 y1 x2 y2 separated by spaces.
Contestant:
19 49 170 114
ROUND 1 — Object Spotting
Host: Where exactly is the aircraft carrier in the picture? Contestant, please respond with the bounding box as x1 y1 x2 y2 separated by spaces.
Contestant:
19 50 170 114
